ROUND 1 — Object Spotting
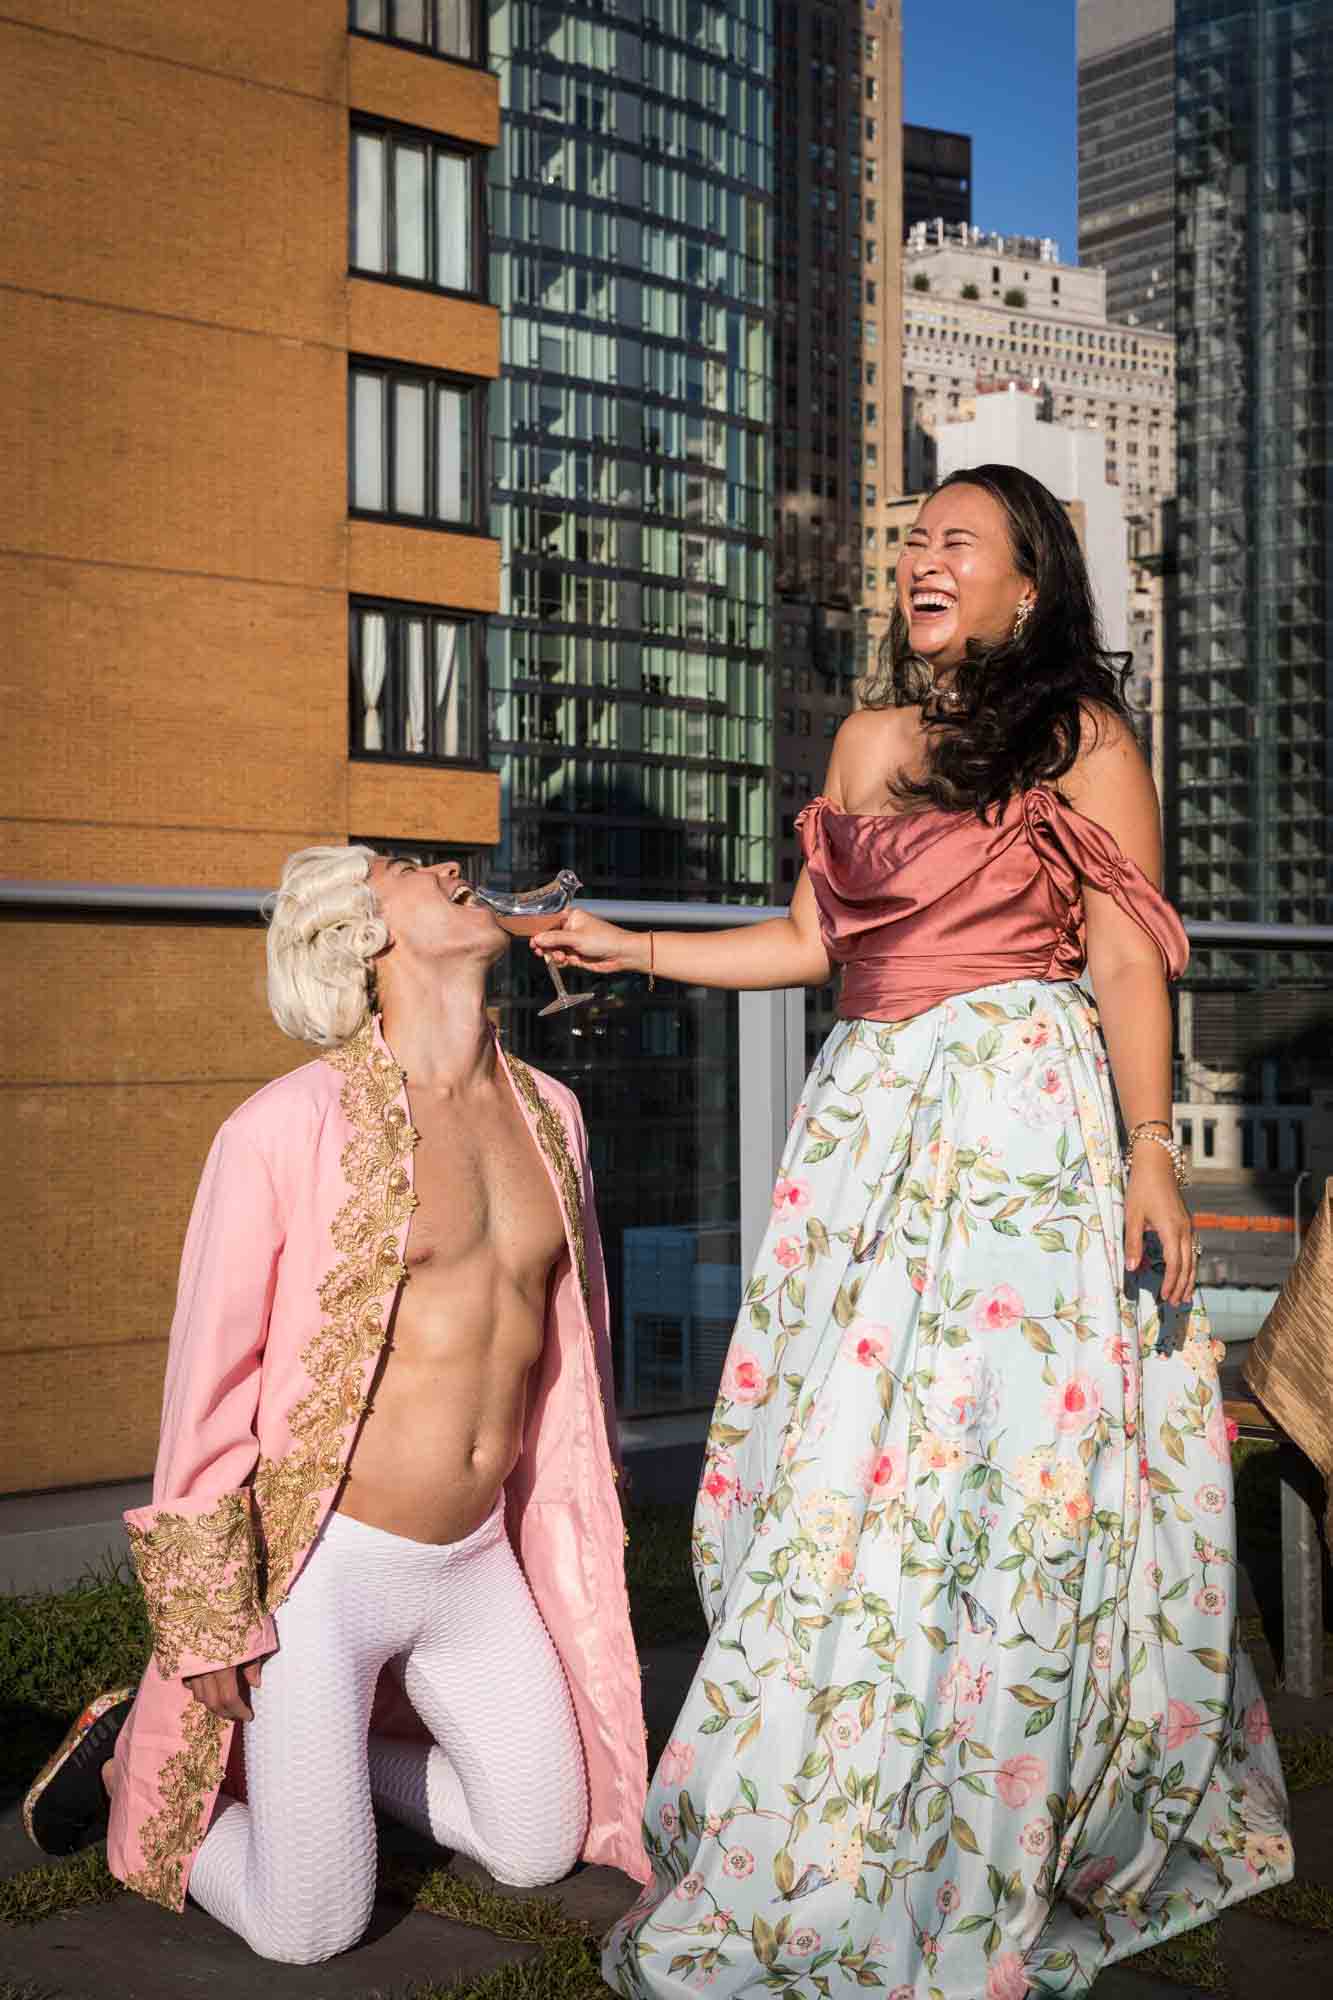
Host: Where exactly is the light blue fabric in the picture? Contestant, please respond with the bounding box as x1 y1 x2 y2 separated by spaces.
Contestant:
605 982 1291 2000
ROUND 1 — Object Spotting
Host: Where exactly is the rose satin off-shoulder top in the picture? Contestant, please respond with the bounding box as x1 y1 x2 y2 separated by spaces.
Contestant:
796 785 1189 1023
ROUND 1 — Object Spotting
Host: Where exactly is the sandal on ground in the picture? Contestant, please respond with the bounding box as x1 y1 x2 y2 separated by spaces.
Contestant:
23 1687 135 1856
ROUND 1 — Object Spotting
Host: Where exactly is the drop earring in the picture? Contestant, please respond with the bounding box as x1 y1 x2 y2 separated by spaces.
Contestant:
1012 597 1034 639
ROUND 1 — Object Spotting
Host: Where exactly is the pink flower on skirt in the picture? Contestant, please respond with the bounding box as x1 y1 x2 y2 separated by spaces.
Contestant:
1195 1482 1227 1514
774 1235 803 1269
1204 1403 1233 1462
1166 1700 1203 1751
699 1456 738 1517
994 1754 1046 1808
1018 1818 1053 1856
722 1348 768 1405
1193 1584 1227 1616
1071 1854 1116 1904
789 1927 821 1956
973 1284 1025 1333
674 1872 704 1901
843 1318 891 1367
1245 1699 1274 1746
858 1444 907 1501
1045 1373 1102 1437
660 1739 696 1786
986 1951 1030 2000
721 1846 755 1879
936 1880 961 1914
772 1177 811 1214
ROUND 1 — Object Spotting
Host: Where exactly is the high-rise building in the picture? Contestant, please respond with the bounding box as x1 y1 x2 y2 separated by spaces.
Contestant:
1171 0 1332 933
487 0 774 909
1077 0 1176 333
2 1 501 1493
903 124 972 233
483 0 775 1408
771 0 904 912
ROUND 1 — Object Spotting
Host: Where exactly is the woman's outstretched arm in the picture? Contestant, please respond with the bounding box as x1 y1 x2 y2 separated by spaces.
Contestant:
529 862 833 991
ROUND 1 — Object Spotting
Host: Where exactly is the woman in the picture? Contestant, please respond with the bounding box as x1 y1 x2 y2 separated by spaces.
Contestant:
535 468 1291 1997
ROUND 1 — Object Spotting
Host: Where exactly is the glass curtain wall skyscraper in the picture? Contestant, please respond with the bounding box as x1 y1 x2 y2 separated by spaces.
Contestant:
1172 0 1331 940
1078 0 1177 333
487 0 774 906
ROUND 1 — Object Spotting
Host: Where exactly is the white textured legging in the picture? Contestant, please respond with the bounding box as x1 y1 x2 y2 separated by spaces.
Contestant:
186 1503 588 1964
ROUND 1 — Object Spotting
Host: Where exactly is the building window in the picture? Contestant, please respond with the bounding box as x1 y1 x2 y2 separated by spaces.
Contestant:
350 599 482 763
350 362 477 525
352 122 480 293
864 567 877 589
350 1 479 63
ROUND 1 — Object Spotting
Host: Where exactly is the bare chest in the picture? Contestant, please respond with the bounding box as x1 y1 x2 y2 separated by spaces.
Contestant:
404 1086 566 1280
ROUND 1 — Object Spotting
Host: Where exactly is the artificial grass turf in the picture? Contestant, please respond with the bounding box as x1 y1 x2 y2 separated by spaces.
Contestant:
0 1848 121 1929
403 1937 606 2000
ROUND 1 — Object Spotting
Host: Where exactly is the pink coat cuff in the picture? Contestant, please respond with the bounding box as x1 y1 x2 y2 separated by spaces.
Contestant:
124 1487 275 1682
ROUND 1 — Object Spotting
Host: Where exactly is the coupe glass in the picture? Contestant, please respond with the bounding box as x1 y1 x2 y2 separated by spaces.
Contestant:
471 869 595 1017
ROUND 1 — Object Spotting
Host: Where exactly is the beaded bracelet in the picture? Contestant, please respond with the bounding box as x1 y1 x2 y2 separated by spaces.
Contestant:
1123 1123 1188 1188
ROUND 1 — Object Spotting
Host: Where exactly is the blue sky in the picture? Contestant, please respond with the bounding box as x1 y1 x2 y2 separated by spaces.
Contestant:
902 0 1079 258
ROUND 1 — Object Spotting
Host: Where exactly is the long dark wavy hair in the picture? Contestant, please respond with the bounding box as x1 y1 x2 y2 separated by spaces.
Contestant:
861 464 1133 817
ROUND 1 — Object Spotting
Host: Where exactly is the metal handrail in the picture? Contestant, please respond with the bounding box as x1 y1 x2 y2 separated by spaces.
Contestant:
0 880 789 925
2 879 1333 945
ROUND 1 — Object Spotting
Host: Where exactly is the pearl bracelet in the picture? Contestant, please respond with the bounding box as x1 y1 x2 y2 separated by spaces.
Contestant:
1123 1124 1188 1188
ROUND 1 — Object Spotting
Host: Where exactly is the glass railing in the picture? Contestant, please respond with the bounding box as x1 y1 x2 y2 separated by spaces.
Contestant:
1172 935 1333 1384
487 896 801 1418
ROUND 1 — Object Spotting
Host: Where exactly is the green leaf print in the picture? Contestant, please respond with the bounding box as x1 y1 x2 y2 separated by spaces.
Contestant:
1020 1317 1056 1353
804 1140 837 1164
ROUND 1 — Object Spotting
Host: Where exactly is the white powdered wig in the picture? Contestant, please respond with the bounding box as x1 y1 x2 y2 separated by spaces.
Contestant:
265 845 387 1047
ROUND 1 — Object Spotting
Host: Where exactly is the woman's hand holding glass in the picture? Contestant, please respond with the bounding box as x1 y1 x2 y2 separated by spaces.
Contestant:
528 912 650 977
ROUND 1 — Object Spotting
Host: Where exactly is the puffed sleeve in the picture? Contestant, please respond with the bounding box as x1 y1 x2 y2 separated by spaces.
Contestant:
123 1121 283 1681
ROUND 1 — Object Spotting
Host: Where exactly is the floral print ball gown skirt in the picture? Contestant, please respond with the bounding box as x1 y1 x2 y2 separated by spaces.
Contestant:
604 981 1291 2000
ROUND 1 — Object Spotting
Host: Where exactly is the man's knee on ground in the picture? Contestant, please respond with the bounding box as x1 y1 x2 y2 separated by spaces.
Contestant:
485 1809 587 1891
239 1894 373 1965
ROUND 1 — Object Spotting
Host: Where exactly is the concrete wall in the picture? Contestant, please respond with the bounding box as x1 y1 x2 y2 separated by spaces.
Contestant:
1 2 503 1492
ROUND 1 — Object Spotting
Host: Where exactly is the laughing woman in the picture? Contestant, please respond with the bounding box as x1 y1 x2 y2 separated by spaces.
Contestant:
533 466 1291 1999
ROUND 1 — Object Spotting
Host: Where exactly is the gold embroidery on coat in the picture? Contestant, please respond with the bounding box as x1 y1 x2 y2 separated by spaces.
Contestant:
254 1016 418 1608
124 1698 226 1911
507 1057 589 1307
126 1491 264 1679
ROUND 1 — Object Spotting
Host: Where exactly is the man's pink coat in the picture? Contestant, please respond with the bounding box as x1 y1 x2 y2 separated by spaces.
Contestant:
106 1017 649 1909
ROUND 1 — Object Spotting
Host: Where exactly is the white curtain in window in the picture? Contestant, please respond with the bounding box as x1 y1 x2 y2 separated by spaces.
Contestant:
438 0 470 57
360 613 388 751
437 390 465 520
434 622 460 756
436 153 469 291
406 619 427 754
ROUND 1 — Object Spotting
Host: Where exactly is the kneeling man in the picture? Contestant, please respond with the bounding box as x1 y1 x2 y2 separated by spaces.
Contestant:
25 847 648 1962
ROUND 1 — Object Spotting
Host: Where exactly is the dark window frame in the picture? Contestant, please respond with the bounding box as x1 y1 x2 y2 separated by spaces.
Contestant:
349 594 488 769
349 114 488 301
348 357 487 533
347 0 487 71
